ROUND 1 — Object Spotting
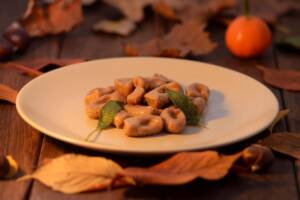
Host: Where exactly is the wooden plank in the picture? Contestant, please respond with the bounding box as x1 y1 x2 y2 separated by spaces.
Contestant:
29 3 166 200
275 10 300 197
0 1 61 200
165 23 298 199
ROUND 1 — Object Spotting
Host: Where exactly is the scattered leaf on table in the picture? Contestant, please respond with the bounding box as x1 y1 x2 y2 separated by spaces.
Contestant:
19 154 135 194
159 0 236 23
260 132 300 160
103 0 155 22
81 0 97 6
256 65 300 91
268 109 290 133
277 36 300 50
152 0 179 21
123 151 241 185
224 0 300 24
93 19 136 36
4 62 43 78
5 155 18 179
0 84 18 104
5 58 84 73
125 21 216 57
20 0 83 37
0 154 18 179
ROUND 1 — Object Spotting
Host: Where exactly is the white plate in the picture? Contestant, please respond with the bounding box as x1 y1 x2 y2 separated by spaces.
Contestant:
16 57 279 154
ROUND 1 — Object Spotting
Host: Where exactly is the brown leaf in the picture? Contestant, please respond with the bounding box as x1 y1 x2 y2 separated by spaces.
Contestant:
256 65 300 91
0 84 18 104
19 154 135 194
268 109 289 134
161 0 236 23
261 132 300 160
103 0 155 22
20 0 83 37
92 19 136 36
125 21 217 57
4 63 43 78
5 58 85 75
225 0 300 24
152 0 179 21
0 155 18 179
123 151 241 185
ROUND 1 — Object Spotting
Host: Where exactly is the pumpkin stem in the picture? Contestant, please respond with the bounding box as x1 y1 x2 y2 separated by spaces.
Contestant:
243 0 250 17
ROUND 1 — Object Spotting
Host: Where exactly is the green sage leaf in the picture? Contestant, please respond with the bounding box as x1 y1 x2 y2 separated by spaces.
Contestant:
98 100 123 129
166 89 200 125
85 100 122 141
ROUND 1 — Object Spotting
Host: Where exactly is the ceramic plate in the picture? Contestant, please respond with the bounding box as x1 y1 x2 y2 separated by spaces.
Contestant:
16 57 279 154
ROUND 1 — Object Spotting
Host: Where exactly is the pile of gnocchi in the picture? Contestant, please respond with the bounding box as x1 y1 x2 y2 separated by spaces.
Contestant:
85 74 209 137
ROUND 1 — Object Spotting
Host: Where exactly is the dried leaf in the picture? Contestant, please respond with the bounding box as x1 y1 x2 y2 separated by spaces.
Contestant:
19 154 135 194
93 19 136 36
5 58 84 74
103 0 155 22
256 65 300 91
4 63 43 78
152 0 179 21
125 21 216 57
277 36 300 50
0 155 18 179
225 0 300 24
5 155 18 179
261 132 300 160
20 0 83 37
0 84 18 104
81 0 97 6
268 109 290 133
123 151 241 185
161 0 236 23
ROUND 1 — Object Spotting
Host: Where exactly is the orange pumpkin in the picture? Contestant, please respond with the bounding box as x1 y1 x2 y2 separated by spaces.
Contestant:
225 16 272 58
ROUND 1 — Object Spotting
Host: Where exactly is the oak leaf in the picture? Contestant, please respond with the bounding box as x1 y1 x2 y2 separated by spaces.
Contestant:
125 21 217 57
103 0 155 23
225 0 300 24
260 132 300 160
92 19 136 36
123 151 241 185
256 65 300 91
0 84 18 104
19 154 135 194
20 0 83 37
160 0 236 23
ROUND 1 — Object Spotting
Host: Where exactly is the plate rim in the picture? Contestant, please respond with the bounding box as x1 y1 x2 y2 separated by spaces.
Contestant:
16 57 279 155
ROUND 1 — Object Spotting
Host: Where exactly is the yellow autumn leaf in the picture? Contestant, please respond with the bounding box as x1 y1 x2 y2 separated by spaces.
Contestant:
19 154 134 194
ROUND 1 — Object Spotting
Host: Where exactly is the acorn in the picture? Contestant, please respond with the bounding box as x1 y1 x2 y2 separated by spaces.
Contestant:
3 22 30 51
0 38 14 60
0 153 10 179
242 144 275 172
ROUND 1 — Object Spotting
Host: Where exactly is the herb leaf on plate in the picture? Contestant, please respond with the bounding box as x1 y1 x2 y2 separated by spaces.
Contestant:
85 100 123 141
166 89 200 125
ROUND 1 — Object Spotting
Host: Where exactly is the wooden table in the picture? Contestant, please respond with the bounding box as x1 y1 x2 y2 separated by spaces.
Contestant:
1 1 300 199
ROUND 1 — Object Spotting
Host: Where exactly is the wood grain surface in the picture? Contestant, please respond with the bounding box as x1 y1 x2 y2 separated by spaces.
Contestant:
0 1 300 200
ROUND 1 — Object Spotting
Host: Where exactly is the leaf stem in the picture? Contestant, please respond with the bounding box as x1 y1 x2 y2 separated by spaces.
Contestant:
84 128 100 142
243 0 250 17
